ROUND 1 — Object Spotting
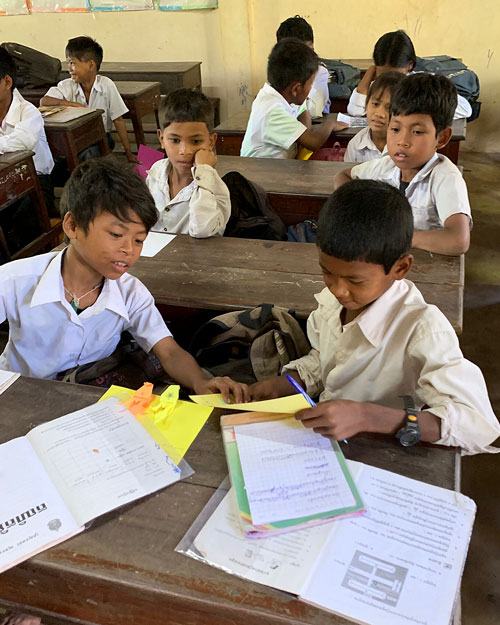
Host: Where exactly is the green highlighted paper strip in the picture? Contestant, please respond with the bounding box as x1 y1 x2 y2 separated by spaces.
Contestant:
99 384 212 465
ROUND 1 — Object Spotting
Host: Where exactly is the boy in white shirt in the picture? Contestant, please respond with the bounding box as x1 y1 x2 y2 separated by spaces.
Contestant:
344 71 404 163
249 180 499 455
41 36 136 163
0 48 55 255
0 158 248 403
146 89 230 237
241 39 347 159
336 73 471 256
276 15 330 117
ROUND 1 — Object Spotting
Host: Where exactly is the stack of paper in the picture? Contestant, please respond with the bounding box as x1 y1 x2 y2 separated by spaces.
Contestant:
0 369 20 395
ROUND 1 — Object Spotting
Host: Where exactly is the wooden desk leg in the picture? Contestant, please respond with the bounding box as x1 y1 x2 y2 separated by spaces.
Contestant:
64 134 80 171
154 108 161 133
98 134 112 158
130 111 145 149
0 225 11 261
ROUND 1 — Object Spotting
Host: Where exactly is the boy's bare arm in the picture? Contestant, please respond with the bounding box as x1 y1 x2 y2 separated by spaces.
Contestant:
412 214 470 255
355 64 377 96
113 116 137 163
334 167 353 189
249 371 305 401
40 95 86 107
297 118 348 152
297 109 312 130
296 400 441 443
152 336 249 403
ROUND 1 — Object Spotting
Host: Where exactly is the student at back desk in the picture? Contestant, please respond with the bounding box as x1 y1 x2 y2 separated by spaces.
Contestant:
41 36 136 163
0 48 55 255
146 88 230 237
240 39 347 159
276 15 330 117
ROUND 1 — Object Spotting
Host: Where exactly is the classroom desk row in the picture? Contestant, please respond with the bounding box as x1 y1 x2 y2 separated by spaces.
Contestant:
128 234 465 334
214 112 467 164
0 376 461 625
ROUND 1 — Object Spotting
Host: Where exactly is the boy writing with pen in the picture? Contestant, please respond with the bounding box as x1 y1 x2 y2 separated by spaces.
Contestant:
250 180 499 455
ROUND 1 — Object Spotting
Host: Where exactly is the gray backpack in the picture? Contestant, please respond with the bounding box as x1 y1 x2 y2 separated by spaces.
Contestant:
189 304 311 384
320 58 361 99
414 55 481 120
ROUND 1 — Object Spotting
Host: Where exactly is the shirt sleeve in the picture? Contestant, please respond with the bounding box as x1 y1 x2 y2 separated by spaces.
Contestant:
431 168 472 226
282 306 324 398
188 164 231 238
0 105 43 154
409 328 500 454
350 159 372 179
347 87 367 117
264 107 307 150
105 79 129 121
307 66 330 117
454 94 472 120
44 80 74 101
124 280 172 352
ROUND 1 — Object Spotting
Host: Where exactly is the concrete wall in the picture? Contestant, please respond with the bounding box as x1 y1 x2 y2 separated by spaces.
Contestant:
2 0 498 151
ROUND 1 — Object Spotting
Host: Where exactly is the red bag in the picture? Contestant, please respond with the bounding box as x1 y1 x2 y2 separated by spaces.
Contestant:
309 141 346 162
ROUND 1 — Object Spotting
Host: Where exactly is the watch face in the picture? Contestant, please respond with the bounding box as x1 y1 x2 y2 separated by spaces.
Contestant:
399 431 420 447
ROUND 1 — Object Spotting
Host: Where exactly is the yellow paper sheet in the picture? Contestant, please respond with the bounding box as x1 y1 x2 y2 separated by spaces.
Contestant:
189 393 310 414
99 385 212 465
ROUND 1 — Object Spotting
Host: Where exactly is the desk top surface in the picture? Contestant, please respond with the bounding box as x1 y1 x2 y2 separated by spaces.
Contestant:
0 150 34 169
43 107 104 130
114 80 162 96
99 61 201 73
215 111 467 141
0 376 459 625
128 235 464 331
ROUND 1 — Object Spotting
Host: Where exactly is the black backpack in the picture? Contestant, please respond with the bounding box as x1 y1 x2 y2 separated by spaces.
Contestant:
222 171 287 241
319 58 360 99
1 42 62 88
414 56 481 121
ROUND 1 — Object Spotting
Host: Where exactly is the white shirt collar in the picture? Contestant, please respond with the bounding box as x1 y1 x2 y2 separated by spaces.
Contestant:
147 158 195 203
30 248 130 321
74 74 102 99
315 280 412 348
358 127 388 155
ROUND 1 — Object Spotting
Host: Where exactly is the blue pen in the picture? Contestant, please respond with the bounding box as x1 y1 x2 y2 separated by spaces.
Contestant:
286 374 348 444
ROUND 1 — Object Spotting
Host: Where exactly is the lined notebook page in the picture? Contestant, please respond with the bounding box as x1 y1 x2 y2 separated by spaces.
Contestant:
234 418 356 525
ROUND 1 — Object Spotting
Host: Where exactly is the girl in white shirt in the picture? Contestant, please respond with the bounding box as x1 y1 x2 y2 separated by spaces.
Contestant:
344 71 404 163
347 30 472 120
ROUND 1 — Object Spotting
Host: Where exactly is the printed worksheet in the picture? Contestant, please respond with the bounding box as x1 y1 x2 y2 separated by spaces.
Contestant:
27 398 181 524
234 418 356 525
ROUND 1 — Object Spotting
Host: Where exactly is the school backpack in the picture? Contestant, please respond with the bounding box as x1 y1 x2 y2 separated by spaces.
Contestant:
414 55 481 121
189 304 311 384
319 58 361 99
1 42 62 88
287 219 318 243
222 171 287 241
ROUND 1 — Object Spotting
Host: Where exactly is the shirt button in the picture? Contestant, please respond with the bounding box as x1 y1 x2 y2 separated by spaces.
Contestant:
165 207 170 212
195 176 201 181
337 351 345 360
164 227 168 232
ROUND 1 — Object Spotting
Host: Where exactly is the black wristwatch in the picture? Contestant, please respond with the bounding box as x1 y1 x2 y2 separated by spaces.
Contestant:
396 395 421 447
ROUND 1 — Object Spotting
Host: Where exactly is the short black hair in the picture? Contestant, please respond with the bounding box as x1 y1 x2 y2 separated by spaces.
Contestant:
317 180 413 274
373 30 416 70
367 70 405 103
65 36 103 71
390 73 457 134
159 88 214 132
267 39 318 93
0 47 17 91
60 157 158 234
276 16 314 43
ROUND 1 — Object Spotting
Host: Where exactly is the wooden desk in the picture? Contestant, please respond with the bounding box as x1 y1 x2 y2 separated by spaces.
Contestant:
115 81 161 148
215 112 466 164
0 376 460 625
128 235 464 333
43 109 111 171
216 155 344 225
0 151 61 260
98 61 202 95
